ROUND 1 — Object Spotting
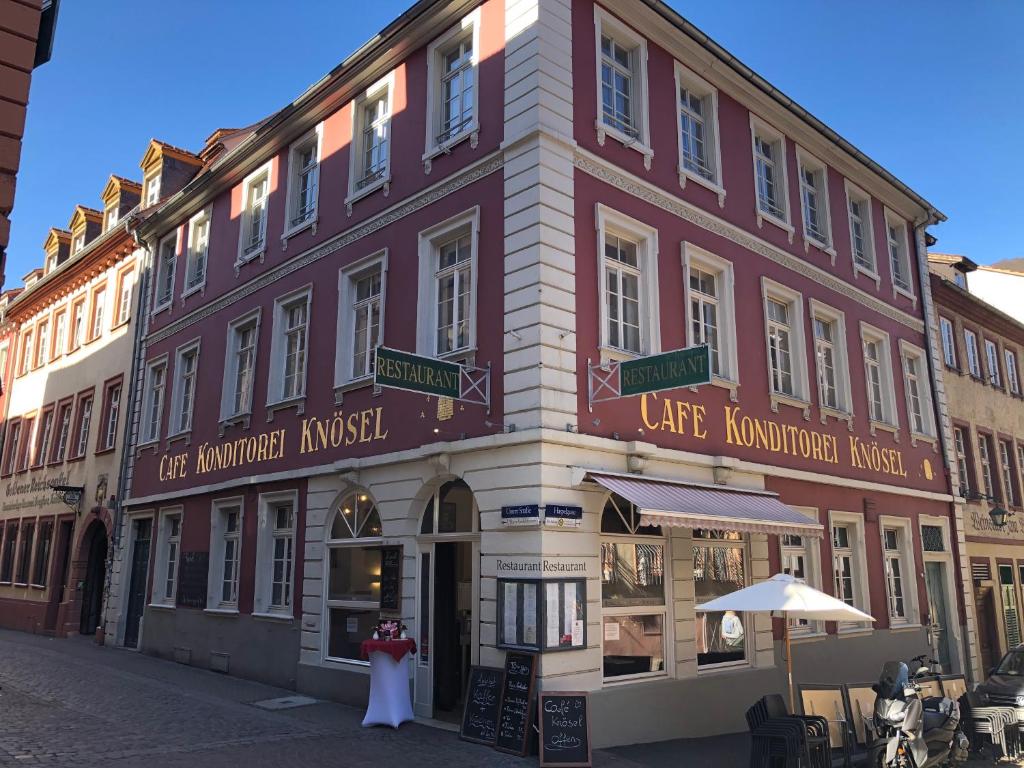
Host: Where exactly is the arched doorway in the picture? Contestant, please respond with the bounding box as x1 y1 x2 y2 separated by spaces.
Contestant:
79 521 108 636
413 479 480 722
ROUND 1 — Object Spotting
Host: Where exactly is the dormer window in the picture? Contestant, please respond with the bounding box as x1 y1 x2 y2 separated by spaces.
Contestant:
72 233 85 255
105 204 119 231
143 172 161 207
44 254 57 274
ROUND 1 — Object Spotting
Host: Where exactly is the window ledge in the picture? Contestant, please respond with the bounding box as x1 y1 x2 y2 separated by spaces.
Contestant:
893 285 916 303
165 431 191 448
803 237 836 265
869 420 900 439
695 662 752 678
756 210 795 243
789 631 828 645
281 215 317 245
181 282 206 301
909 432 938 449
266 396 305 423
234 247 266 274
204 607 240 617
66 454 86 465
147 602 176 611
423 124 479 168
151 302 172 317
853 265 881 288
595 121 653 169
819 406 853 428
598 345 643 366
770 393 811 419
135 439 160 456
889 622 923 633
110 319 130 332
837 626 874 637
333 376 374 405
690 376 739 403
93 447 115 457
252 611 294 623
677 167 725 207
12 582 28 588
218 413 251 436
345 176 391 213
29 583 45 591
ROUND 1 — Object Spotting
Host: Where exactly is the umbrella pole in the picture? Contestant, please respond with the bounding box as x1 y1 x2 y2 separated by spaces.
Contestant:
785 612 795 714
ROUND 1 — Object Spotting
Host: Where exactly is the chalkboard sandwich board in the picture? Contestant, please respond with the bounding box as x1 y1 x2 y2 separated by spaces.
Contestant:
459 665 504 745
495 651 537 755
177 551 209 609
539 692 591 767
379 545 402 612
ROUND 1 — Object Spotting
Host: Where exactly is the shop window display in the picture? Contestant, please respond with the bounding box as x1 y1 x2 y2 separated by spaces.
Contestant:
693 529 747 667
326 491 382 662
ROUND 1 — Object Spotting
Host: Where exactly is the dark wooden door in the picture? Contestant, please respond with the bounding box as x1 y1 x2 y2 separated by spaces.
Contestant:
976 586 999 672
123 519 152 648
79 526 107 635
43 521 73 633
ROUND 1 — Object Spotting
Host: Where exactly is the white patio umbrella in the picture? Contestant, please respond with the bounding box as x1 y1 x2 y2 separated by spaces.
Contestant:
696 573 875 712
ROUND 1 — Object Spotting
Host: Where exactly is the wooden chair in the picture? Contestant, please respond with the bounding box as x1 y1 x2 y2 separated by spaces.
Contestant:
800 684 852 766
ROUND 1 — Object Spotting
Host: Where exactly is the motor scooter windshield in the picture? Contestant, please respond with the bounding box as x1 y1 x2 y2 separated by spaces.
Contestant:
876 661 909 699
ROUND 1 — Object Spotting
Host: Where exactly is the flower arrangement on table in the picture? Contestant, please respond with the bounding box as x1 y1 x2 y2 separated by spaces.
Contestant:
371 619 408 641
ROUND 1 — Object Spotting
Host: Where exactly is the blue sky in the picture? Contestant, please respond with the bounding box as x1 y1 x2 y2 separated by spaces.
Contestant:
8 1 1022 284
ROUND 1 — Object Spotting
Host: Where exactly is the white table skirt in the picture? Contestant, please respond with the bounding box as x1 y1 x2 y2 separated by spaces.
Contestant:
362 650 415 728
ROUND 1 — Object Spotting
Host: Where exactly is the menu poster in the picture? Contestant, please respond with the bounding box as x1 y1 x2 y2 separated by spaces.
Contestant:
543 579 586 651
379 545 402 612
495 651 537 755
460 666 504 745
538 692 592 767
498 578 587 653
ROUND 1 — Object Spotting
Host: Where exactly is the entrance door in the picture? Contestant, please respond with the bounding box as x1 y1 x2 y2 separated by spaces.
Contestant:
924 561 952 672
976 586 1000 673
123 518 152 648
43 521 73 634
79 523 107 636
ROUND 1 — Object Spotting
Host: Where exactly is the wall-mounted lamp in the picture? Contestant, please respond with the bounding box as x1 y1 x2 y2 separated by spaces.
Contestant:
990 506 1011 528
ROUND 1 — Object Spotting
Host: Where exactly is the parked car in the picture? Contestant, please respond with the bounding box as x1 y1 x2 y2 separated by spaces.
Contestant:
976 646 1024 706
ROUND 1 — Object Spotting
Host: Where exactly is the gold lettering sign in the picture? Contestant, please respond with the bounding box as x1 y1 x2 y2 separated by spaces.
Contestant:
638 395 908 478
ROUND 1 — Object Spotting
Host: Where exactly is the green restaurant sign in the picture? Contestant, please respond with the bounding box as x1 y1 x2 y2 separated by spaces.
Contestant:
374 346 461 398
619 345 711 395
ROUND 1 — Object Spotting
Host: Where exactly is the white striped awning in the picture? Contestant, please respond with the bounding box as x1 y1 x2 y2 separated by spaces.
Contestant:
586 471 823 538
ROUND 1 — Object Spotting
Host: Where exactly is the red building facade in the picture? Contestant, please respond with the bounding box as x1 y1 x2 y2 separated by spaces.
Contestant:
108 0 966 745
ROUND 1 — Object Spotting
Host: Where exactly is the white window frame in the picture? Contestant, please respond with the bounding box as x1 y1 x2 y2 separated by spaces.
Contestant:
207 497 243 612
595 204 661 363
964 329 981 378
953 425 972 498
884 207 914 301
283 123 323 239
416 207 480 360
749 115 793 238
101 382 121 451
169 339 200 437
254 490 298 617
267 286 312 408
115 268 134 326
51 311 66 360
423 8 481 163
220 309 262 423
761 278 810 407
140 356 168 445
829 510 872 632
879 517 919 627
183 207 211 298
779 507 823 637
845 181 878 284
939 316 957 370
236 160 273 266
143 171 161 207
153 231 178 314
682 242 737 385
808 300 852 417
978 432 995 500
347 74 394 207
35 319 49 368
594 6 652 167
151 507 182 608
673 61 723 201
899 339 936 439
1006 348 1021 395
335 250 388 389
999 439 1017 507
71 232 85 255
860 323 899 431
796 147 834 257
984 338 1002 388
104 203 119 232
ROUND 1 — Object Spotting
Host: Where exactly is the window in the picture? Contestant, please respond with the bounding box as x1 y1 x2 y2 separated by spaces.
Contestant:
170 343 198 435
0 343 7 383
154 510 181 606
105 204 119 231
953 426 972 497
15 521 34 584
154 232 178 311
71 233 85 255
881 522 916 625
763 281 809 402
797 149 831 249
779 516 821 636
900 342 935 437
0 522 16 582
286 126 322 232
964 330 981 378
115 268 134 325
683 244 737 381
222 312 260 420
350 76 393 200
89 286 106 340
674 63 721 191
600 494 669 678
846 183 876 276
209 501 242 610
16 417 33 471
101 383 121 451
141 359 166 444
34 408 54 468
44 252 57 274
594 8 650 160
1006 349 1021 395
255 493 296 616
337 254 386 387
184 211 210 294
52 310 67 360
31 519 52 587
70 299 85 351
426 10 479 156
750 117 790 227
862 325 898 427
810 302 851 414
143 171 160 207
34 320 49 368
939 317 957 369
268 291 310 404
885 210 913 295
72 397 92 459
3 421 21 474
325 491 383 662
18 330 32 375
1017 443 1024 504
52 402 72 463
417 209 480 359
978 433 995 500
830 512 870 628
238 162 271 263
1000 565 1021 649
1000 439 1018 506
985 339 1002 387
595 206 660 360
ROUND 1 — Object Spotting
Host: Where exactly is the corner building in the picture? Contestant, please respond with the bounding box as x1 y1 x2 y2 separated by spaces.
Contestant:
110 0 968 745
